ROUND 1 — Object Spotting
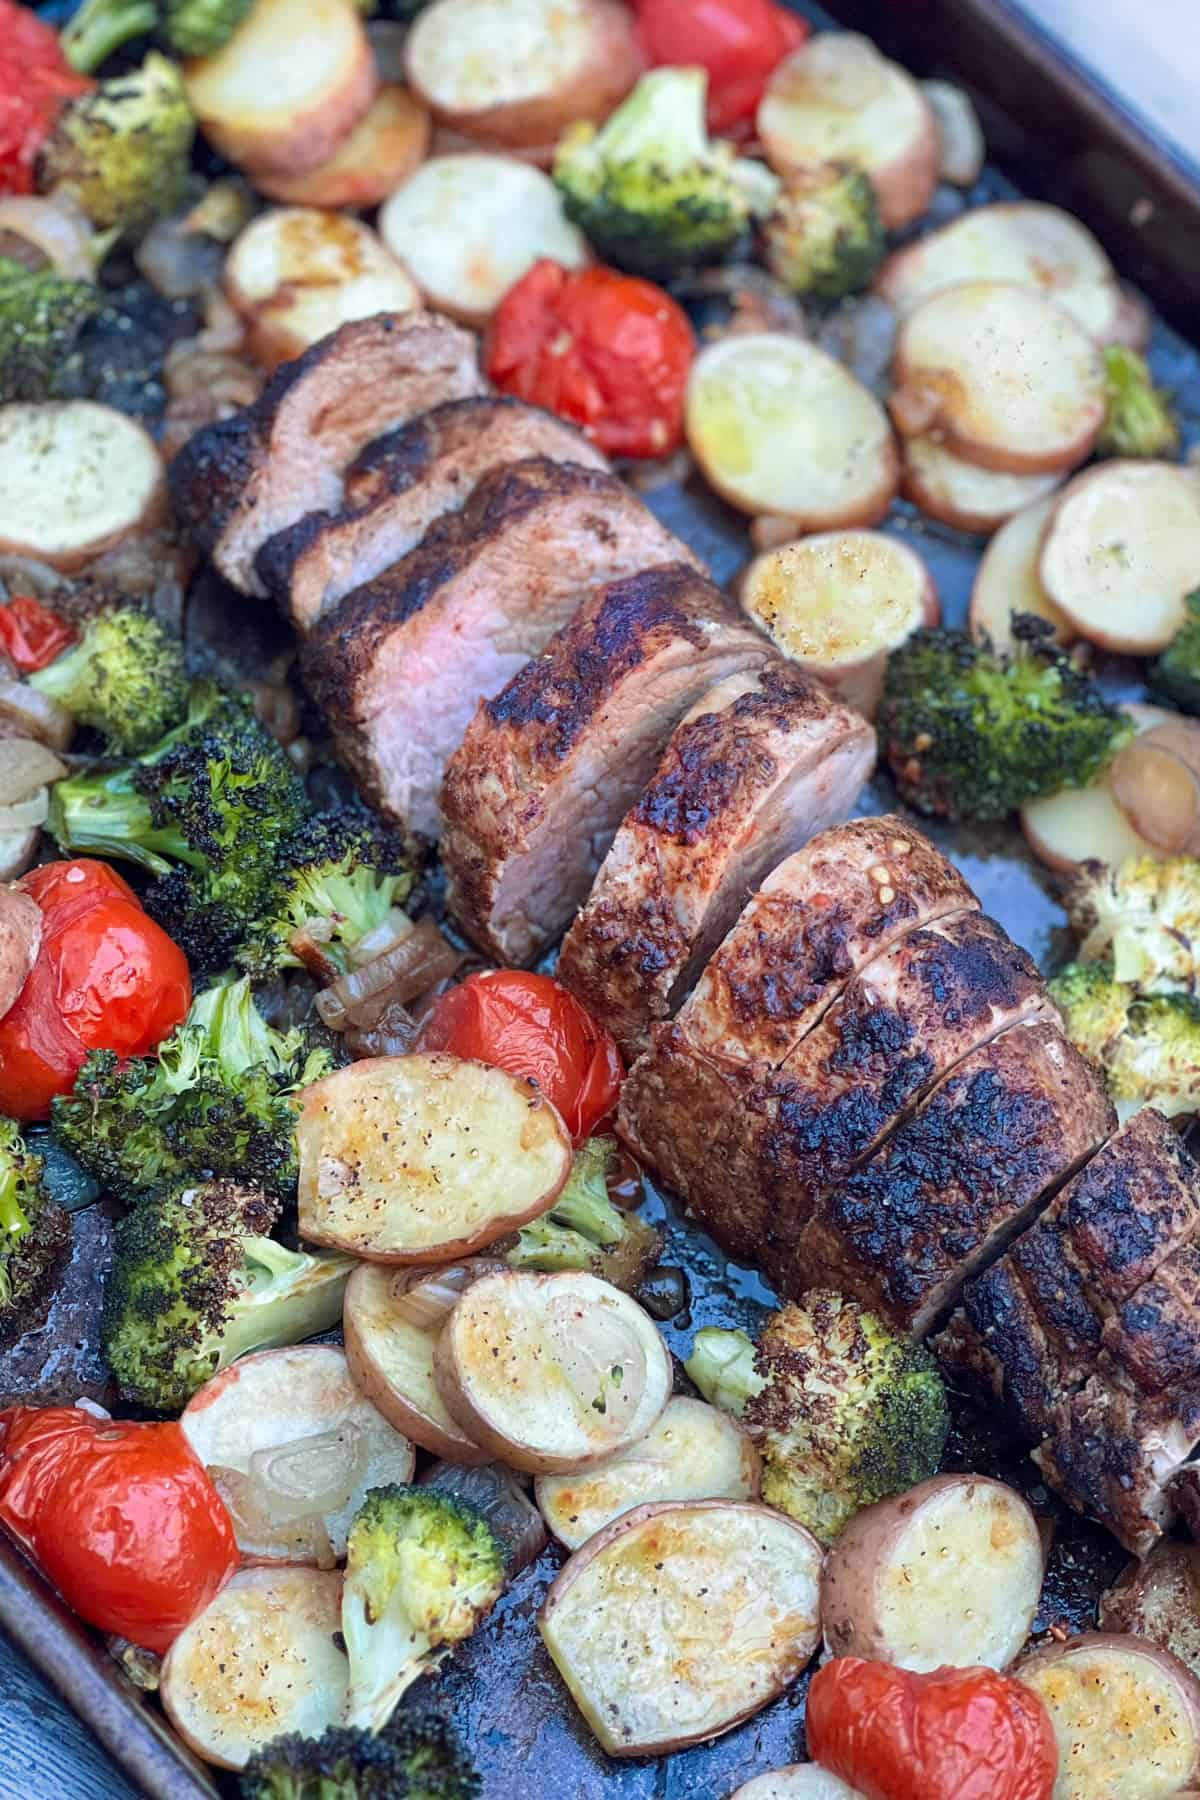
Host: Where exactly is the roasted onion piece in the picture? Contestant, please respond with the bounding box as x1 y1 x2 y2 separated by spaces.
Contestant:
315 916 463 1027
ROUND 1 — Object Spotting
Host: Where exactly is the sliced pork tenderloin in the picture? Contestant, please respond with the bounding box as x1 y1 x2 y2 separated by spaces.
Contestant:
1104 1238 1200 1394
256 397 608 629
441 568 775 967
556 666 876 1058
792 1020 1113 1336
300 458 700 839
168 312 484 596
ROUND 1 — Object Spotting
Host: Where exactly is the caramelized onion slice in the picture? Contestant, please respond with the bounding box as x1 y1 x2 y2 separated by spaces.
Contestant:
391 1259 508 1332
315 915 463 1026
248 1421 369 1525
208 1466 338 1569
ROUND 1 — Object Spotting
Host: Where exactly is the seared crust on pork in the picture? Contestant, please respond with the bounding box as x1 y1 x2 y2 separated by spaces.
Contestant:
557 666 876 1058
441 566 773 967
169 313 484 596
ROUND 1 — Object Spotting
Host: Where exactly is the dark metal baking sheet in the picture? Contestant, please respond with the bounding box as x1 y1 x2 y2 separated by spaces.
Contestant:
3 1 1200 1794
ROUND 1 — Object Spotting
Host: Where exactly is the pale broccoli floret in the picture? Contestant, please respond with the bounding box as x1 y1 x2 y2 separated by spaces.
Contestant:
687 1293 949 1544
505 1136 661 1293
1097 347 1179 460
1067 855 1200 995
1050 960 1200 1121
762 163 885 300
553 66 779 279
1049 960 1135 1064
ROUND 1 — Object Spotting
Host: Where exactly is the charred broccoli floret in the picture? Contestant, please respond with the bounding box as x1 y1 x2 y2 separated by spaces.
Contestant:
0 256 101 404
37 53 195 245
0 1118 69 1343
30 608 187 753
1150 590 1200 717
241 808 415 982
762 163 885 300
878 618 1134 822
52 974 333 1204
1097 346 1179 460
553 66 779 279
686 1292 949 1543
60 0 158 73
241 1707 479 1800
1067 854 1200 995
1050 960 1200 1122
505 1136 661 1293
163 0 254 56
101 1179 353 1412
48 681 307 972
342 1486 506 1733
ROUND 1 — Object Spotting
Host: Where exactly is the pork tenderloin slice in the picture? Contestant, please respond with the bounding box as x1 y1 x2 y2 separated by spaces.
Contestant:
675 814 977 1073
441 568 772 967
168 312 484 597
795 1021 1113 1337
256 397 607 628
301 458 700 840
1104 1239 1200 1395
557 666 877 1059
933 1109 1200 1440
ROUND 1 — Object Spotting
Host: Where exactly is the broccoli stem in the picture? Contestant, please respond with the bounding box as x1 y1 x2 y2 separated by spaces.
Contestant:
0 1164 30 1248
685 1327 765 1417
506 1218 607 1273
61 0 158 73
48 773 196 876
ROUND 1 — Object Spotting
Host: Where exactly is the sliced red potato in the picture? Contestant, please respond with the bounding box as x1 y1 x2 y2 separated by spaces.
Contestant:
922 80 985 187
180 1345 415 1562
821 1474 1043 1673
0 884 41 1021
0 740 67 806
405 0 643 151
434 1269 672 1474
0 403 165 574
757 32 939 230
182 0 377 178
892 282 1107 475
901 436 1062 535
968 497 1075 650
251 85 431 210
686 334 898 532
535 1396 760 1549
377 153 588 327
342 1261 489 1464
1021 702 1172 872
297 1054 572 1264
730 1772 868 1800
540 1499 823 1755
875 203 1127 343
224 208 422 370
159 1566 347 1771
739 529 938 715
1100 1543 1200 1680
1110 721 1200 856
1016 1633 1200 1800
1039 461 1200 654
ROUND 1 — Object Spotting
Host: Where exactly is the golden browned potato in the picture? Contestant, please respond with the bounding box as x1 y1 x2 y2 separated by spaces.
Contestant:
0 403 166 573
252 85 431 210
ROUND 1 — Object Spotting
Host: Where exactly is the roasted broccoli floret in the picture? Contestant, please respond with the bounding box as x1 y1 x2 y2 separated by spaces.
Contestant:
1097 346 1179 460
1067 854 1200 995
761 163 885 301
878 618 1134 822
242 808 415 982
1050 960 1200 1122
1150 590 1200 717
101 1179 353 1412
30 608 187 753
60 0 158 73
686 1292 949 1543
553 66 779 279
241 1707 479 1800
163 0 254 56
342 1486 506 1733
48 680 307 972
37 53 195 245
0 1118 69 1343
52 974 333 1204
0 256 100 404
505 1136 661 1293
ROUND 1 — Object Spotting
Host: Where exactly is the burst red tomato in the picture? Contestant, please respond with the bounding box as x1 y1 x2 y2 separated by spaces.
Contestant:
634 0 809 134
0 1406 238 1654
0 860 191 1120
806 1658 1058 1800
416 970 624 1143
484 260 694 459
0 2 91 197
0 596 77 674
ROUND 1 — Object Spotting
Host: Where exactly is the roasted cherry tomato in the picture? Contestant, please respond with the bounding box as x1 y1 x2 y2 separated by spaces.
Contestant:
416 970 624 1143
0 860 191 1120
0 595 77 674
0 1405 238 1655
806 1657 1058 1800
635 0 809 135
0 2 91 197
484 260 694 459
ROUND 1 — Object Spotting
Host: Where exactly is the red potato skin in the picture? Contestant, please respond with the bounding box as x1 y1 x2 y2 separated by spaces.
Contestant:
727 436 900 539
1016 1631 1200 1786
891 361 1103 477
0 457 168 576
405 0 643 151
864 99 940 233
0 886 41 1021
900 456 1057 536
187 35 378 178
820 1474 1042 1666
251 86 432 208
539 1499 824 1756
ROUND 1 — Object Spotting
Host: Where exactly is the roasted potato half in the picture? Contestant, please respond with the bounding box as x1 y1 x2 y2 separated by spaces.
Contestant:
0 403 166 574
252 85 431 210
969 497 1075 651
730 1772 868 1800
540 1500 823 1755
901 435 1062 535
1021 704 1173 872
